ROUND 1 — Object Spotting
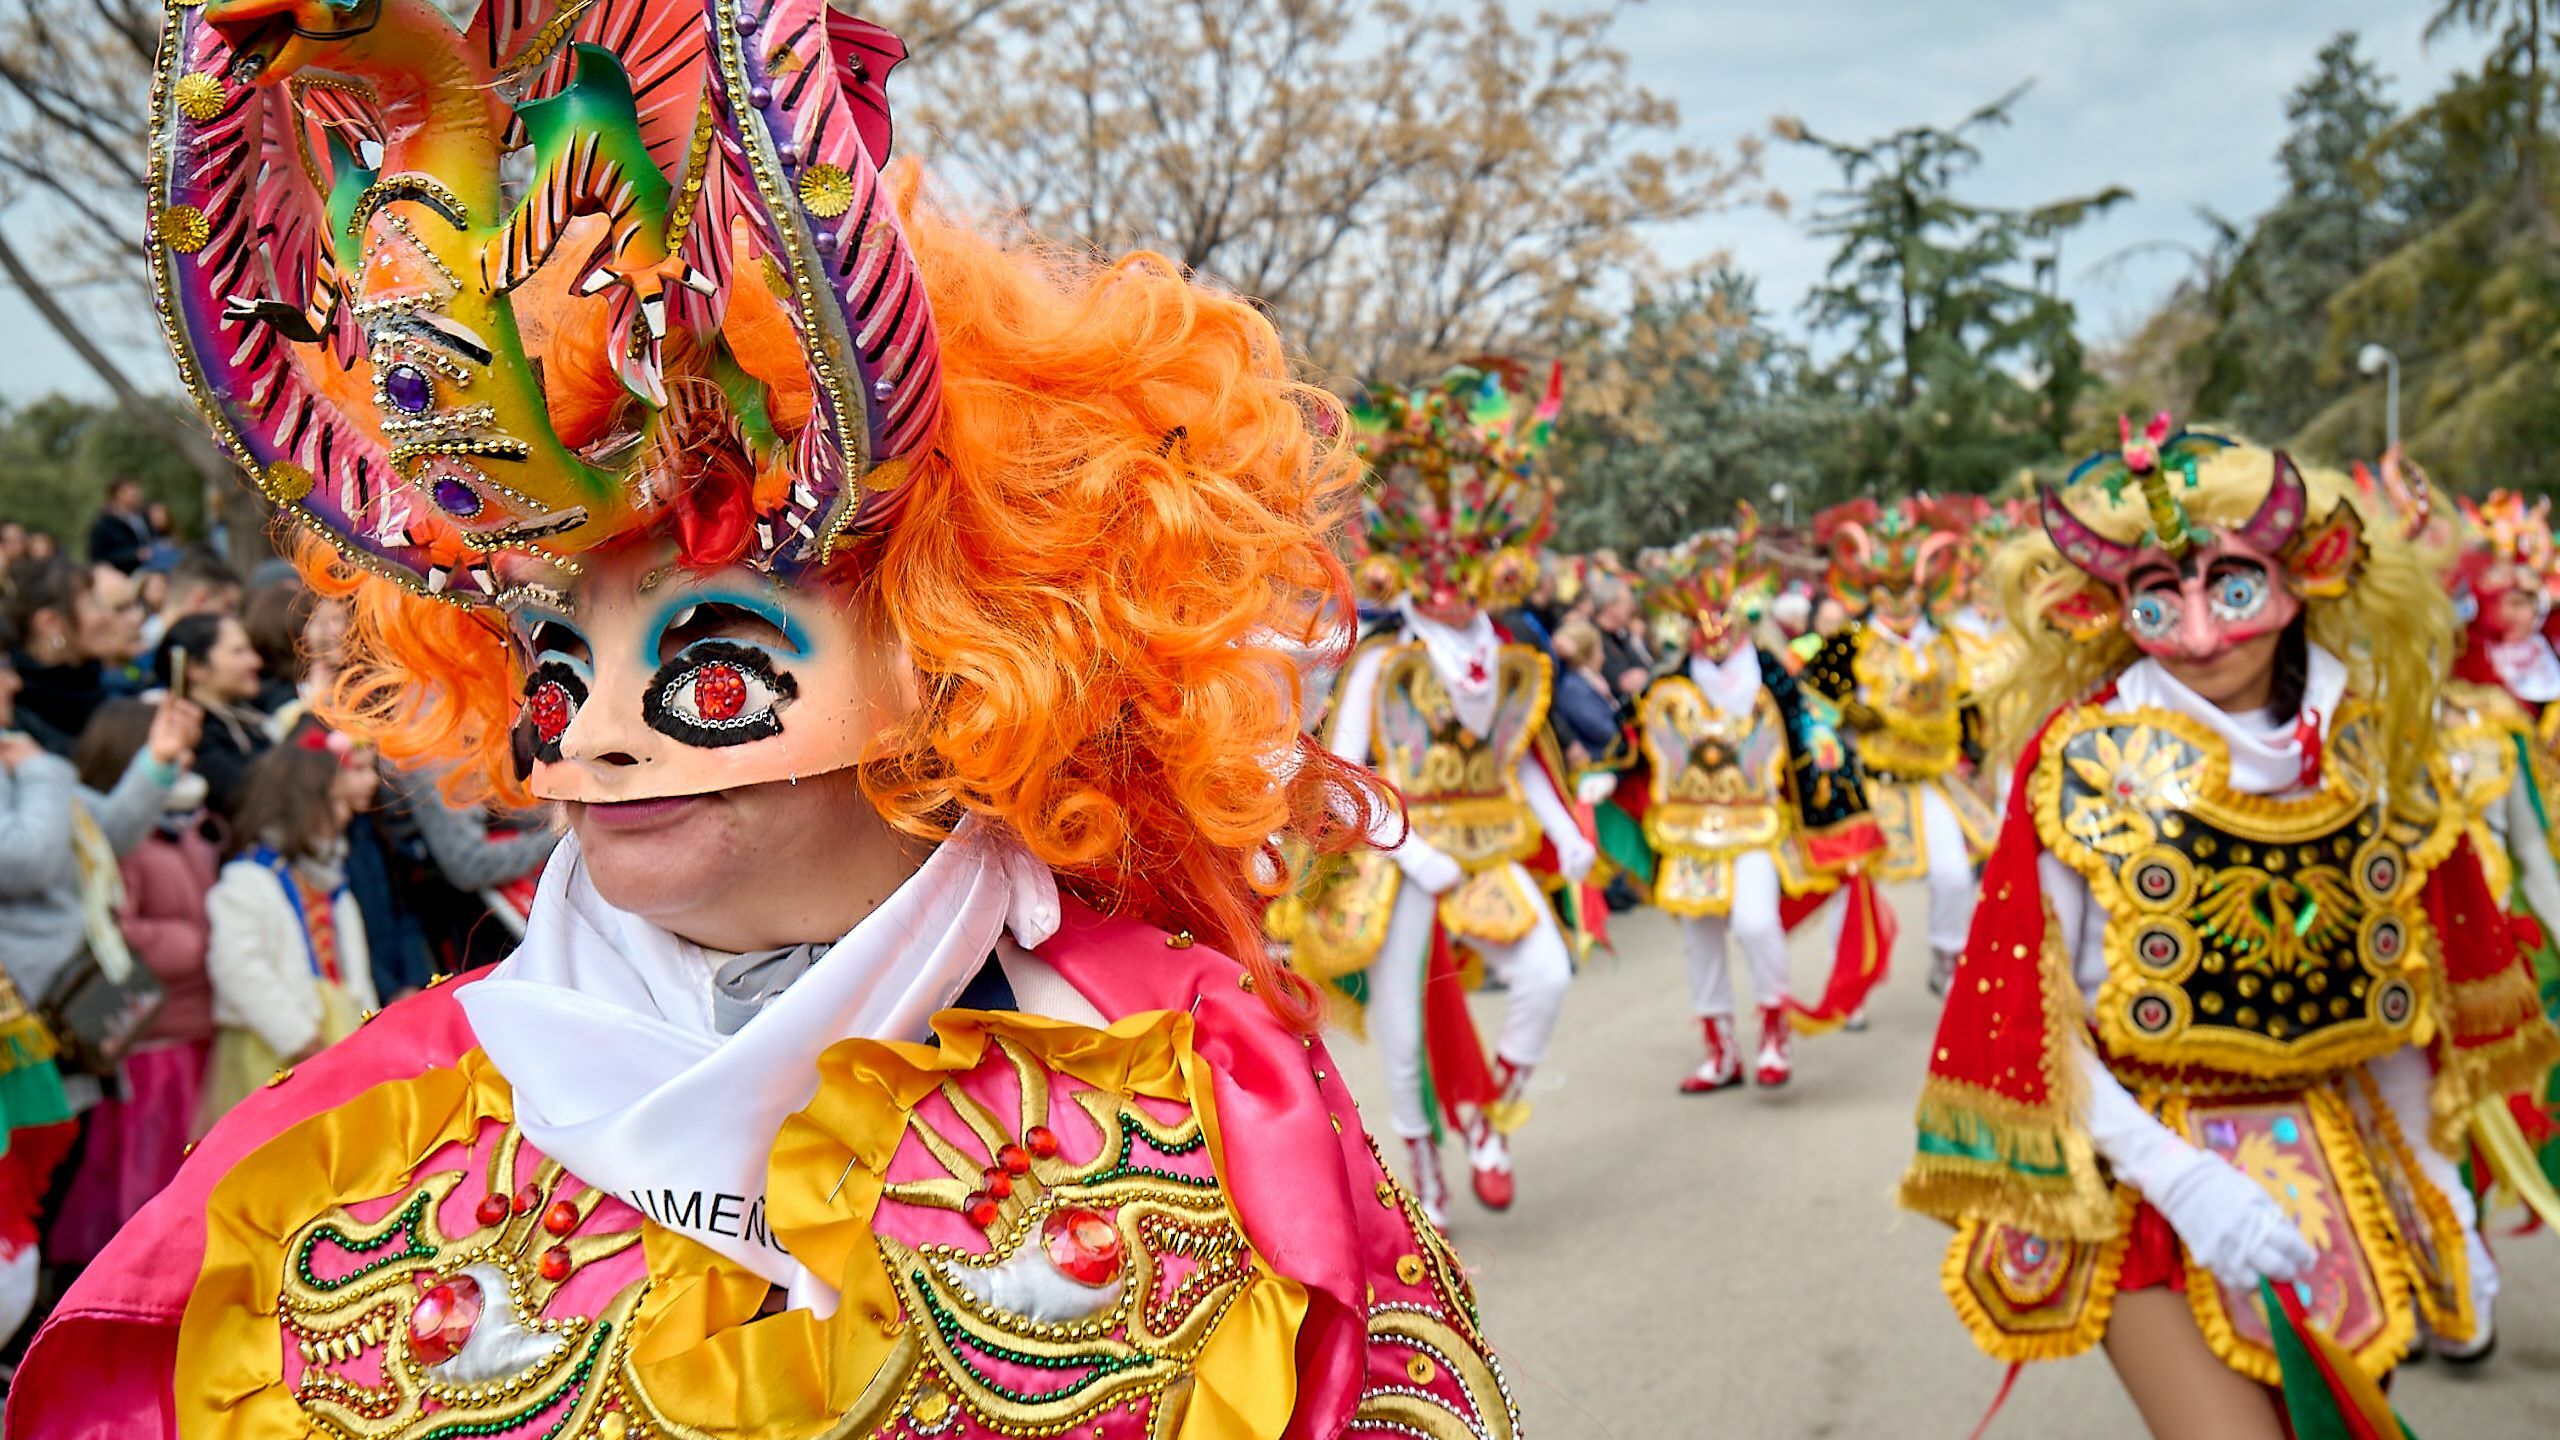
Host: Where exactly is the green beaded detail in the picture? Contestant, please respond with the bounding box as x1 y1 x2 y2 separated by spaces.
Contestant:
1086 1112 1214 1188
294 1190 438 1292
415 1322 611 1440
914 1273 1150 1404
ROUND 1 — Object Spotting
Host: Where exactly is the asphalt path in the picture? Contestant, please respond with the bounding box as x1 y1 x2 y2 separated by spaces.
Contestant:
1326 887 2560 1439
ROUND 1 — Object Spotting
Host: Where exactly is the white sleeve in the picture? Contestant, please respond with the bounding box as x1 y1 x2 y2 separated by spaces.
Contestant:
2039 852 2107 1004
336 890 380 1013
206 867 323 1059
1323 641 1391 766
1516 755 1584 853
2504 783 2560 941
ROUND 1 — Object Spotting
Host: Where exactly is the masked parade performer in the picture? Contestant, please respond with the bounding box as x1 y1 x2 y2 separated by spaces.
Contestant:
14 5 1527 1437
1271 365 1593 1229
1803 497 1996 997
1900 417 2560 1437
1630 509 1891 1092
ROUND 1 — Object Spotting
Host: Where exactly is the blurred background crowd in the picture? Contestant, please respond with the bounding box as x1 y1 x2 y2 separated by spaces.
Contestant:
0 487 556 1351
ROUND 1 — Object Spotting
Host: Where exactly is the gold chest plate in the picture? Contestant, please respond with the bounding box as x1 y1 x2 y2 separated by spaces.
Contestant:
1639 677 1786 855
1371 642 1552 870
2033 702 2459 1079
1856 629 1966 780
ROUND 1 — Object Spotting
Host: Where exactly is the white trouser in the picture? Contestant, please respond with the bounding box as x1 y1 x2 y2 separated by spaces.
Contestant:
1918 784 1977 954
1683 849 1789 1016
1365 862 1575 1140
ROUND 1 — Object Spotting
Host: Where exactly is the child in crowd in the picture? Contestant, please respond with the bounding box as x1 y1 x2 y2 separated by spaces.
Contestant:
45 700 220 1264
197 740 378 1125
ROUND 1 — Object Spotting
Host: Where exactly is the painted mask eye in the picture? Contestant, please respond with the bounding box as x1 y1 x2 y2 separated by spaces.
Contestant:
2208 566 2269 624
2125 590 2179 642
517 661 586 765
643 641 798 748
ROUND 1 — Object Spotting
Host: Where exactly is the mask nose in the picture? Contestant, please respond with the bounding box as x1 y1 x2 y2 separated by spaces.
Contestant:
2174 578 2222 658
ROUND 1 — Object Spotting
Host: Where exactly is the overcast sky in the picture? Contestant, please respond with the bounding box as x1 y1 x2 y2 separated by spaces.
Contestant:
0 1 2494 405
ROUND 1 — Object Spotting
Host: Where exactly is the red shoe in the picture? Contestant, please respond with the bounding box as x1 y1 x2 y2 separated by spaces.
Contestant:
1404 1136 1449 1230
1754 1004 1793 1087
1680 1016 1743 1094
1464 1115 1514 1210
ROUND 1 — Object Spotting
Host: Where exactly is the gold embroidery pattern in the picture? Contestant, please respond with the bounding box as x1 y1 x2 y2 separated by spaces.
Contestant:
2034 703 2459 1078
278 1125 648 1439
1372 644 1552 869
863 1038 1260 1438
1853 629 1967 781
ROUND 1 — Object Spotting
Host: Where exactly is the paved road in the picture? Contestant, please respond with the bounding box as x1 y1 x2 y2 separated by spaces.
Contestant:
1328 890 2560 1439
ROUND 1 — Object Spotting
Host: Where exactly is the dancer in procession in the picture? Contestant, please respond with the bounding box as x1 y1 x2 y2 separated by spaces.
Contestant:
13 4 1526 1435
1278 363 1593 1228
1804 497 1996 996
1901 418 2560 1436
1632 508 1890 1092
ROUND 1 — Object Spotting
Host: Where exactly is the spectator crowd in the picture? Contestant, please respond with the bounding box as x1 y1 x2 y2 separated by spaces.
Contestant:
0 487 560 1365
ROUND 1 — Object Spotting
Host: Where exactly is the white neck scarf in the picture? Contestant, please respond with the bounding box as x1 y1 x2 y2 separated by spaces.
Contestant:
1688 647 1761 717
1396 599 1503 739
2111 643 2348 797
2489 634 2560 703
460 816 1060 1309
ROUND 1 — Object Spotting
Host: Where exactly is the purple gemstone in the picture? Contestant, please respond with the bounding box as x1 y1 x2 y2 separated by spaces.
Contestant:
778 142 801 165
870 376 894 402
750 85 772 108
430 476 483 518
736 5 757 29
385 363 432 414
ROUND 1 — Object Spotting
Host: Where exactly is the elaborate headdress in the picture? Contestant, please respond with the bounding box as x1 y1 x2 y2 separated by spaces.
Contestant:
2038 414 2360 593
1640 504 1774 656
2454 492 2557 602
150 0 935 605
1814 495 1970 614
1350 360 1562 610
1961 496 2026 595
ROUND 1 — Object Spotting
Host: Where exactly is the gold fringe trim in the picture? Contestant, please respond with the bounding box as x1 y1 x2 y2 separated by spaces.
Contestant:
2430 1016 2560 1156
2348 1067 2477 1345
0 1011 60 1072
1939 1190 2140 1364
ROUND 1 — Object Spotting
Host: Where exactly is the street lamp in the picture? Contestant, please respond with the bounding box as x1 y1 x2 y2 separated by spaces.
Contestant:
1769 481 1794 528
2357 343 2400 456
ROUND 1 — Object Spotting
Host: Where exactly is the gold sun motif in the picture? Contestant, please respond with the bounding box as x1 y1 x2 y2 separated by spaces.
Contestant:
2230 1132 2335 1250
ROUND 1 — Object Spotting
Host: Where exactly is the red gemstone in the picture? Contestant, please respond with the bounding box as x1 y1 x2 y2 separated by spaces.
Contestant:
983 1168 1013 1201
963 1192 1000 1228
1025 1125 1059 1159
1041 1207 1124 1287
538 1246 573 1282
407 1274 483 1366
542 1200 580 1236
526 682 573 743
997 1143 1031 1177
693 663 748 722
512 1188 538 1216
474 1193 510 1228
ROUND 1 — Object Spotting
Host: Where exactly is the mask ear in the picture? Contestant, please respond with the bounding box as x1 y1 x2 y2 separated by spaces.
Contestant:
2284 498 2364 600
2048 586 2120 642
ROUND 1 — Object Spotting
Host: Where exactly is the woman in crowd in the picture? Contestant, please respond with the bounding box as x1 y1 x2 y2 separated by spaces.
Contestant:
3 559 147 755
154 613 268 816
238 579 313 718
198 741 379 1125
44 700 220 1266
1902 423 2558 1435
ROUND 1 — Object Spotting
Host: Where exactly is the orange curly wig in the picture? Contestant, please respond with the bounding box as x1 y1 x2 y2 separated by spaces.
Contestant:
302 162 1386 1027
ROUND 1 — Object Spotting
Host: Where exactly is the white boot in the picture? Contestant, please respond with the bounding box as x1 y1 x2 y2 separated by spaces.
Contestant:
1404 1136 1450 1230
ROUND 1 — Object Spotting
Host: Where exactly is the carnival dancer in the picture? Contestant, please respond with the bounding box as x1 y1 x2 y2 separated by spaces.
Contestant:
1804 497 1996 996
1948 498 2030 783
1900 418 2559 1436
1634 508 1891 1092
13 5 1525 1434
1283 364 1594 1228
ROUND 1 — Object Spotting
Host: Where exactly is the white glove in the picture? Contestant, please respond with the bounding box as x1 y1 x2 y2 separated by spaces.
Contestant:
1392 836 1466 896
1574 771 1619 806
1554 834 1597 883
2147 1148 2319 1292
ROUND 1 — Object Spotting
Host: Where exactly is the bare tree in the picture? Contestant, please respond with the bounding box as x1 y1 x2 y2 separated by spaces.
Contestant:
879 0 1761 383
